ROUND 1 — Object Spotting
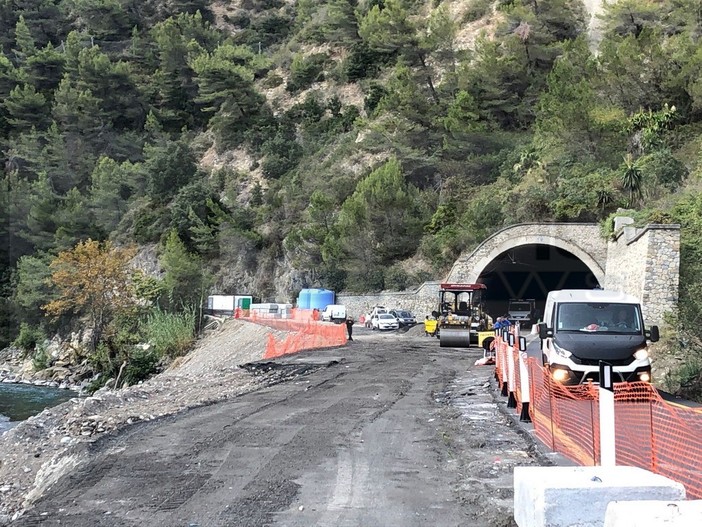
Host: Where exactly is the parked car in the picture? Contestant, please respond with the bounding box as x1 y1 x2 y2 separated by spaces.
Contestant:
371 313 400 331
390 309 417 327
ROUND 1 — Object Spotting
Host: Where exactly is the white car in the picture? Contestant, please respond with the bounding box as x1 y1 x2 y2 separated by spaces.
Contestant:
371 313 399 331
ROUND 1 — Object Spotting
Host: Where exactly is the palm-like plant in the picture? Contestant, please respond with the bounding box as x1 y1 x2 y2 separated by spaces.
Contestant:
620 153 643 206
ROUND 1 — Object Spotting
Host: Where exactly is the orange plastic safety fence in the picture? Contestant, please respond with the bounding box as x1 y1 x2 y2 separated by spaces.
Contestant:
524 359 702 499
242 314 347 359
614 382 702 499
527 359 599 466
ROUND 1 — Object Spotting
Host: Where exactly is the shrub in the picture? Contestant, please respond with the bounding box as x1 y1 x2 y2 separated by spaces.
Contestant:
261 72 284 89
463 0 493 22
287 53 327 93
13 323 45 353
385 265 409 291
142 307 197 359
32 345 50 371
123 348 161 385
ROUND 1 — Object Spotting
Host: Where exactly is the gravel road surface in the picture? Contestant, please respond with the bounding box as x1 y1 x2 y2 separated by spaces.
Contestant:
13 327 548 526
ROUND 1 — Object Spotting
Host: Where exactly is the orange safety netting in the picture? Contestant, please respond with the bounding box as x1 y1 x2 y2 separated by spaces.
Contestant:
525 359 702 499
243 312 347 359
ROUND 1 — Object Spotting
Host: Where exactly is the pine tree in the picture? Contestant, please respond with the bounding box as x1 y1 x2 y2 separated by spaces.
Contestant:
88 156 139 234
3 84 49 133
190 43 266 148
25 43 65 95
12 16 36 65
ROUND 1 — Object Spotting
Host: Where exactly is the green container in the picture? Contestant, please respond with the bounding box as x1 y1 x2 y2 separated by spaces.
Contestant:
239 297 251 309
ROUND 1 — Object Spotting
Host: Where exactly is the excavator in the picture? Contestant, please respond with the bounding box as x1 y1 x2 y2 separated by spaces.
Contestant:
433 283 493 348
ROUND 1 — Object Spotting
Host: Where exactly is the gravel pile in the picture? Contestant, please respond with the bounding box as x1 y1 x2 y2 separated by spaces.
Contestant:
0 320 290 523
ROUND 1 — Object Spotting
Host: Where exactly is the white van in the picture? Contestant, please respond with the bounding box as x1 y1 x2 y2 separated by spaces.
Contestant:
321 304 347 323
538 289 659 385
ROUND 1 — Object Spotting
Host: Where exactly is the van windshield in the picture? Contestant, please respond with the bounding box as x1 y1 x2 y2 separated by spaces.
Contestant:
556 303 642 334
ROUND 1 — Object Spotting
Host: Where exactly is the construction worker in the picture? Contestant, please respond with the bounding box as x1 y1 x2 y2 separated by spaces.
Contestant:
345 316 354 341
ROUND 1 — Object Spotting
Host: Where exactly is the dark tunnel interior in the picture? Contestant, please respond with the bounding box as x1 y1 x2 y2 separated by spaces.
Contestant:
477 244 600 322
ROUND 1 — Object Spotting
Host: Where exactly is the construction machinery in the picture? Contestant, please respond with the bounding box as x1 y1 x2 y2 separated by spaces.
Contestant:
434 283 492 347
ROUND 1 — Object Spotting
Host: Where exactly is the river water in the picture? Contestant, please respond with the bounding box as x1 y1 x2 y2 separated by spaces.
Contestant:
0 383 75 434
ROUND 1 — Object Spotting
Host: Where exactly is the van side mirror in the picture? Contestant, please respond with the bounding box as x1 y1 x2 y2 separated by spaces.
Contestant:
518 336 527 352
538 323 553 339
646 325 660 343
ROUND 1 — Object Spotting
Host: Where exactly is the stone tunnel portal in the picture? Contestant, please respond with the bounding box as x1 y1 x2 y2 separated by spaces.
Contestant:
477 244 601 323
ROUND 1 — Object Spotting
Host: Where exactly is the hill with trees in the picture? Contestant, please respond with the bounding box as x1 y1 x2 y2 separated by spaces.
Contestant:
1 0 701 397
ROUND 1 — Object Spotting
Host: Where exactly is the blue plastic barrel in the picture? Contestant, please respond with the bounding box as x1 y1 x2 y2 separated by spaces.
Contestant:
297 288 312 309
309 289 335 310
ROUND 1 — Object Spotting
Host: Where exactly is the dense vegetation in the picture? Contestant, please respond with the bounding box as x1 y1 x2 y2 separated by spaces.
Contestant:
1 0 701 396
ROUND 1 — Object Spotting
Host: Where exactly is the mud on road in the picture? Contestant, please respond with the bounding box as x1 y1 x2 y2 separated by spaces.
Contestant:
13 327 549 527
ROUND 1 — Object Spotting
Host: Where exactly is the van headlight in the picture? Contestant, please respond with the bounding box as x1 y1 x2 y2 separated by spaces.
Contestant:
552 342 572 358
552 368 570 382
633 348 649 361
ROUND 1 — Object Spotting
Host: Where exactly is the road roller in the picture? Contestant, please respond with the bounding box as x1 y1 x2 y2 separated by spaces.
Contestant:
434 283 492 348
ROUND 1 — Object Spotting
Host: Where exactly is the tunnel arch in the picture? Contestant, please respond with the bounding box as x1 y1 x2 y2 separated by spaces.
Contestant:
466 237 605 285
445 224 608 320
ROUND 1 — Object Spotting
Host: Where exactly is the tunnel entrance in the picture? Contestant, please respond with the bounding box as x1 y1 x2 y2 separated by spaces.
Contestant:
477 244 601 322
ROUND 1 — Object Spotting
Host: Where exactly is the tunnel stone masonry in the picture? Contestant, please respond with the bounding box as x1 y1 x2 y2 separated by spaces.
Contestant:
338 219 680 326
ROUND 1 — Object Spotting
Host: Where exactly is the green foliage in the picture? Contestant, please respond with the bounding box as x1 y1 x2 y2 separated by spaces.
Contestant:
13 252 55 320
335 157 428 277
384 264 409 291
142 307 197 359
160 230 212 310
551 171 621 221
190 43 267 149
32 344 50 371
287 53 327 92
13 322 45 353
464 0 492 22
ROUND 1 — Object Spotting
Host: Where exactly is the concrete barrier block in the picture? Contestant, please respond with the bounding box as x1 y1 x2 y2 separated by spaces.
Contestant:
514 466 686 527
604 500 702 526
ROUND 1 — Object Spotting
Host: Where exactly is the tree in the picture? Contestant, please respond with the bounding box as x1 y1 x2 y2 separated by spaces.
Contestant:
3 84 49 133
25 43 65 95
160 230 211 310
335 158 427 285
142 136 198 201
0 51 21 136
43 239 138 349
150 11 220 131
534 38 625 165
358 0 455 104
12 251 55 324
12 15 36 65
190 43 267 148
88 156 139 234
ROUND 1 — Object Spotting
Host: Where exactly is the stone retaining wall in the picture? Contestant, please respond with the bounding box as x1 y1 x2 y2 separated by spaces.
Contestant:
337 282 441 320
604 224 680 324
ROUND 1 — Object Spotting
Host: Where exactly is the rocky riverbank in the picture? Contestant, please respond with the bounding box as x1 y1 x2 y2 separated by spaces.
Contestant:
0 336 95 393
0 320 290 524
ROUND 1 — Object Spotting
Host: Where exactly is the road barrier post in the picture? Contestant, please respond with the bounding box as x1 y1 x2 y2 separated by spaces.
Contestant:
507 329 517 408
599 361 616 466
518 336 531 422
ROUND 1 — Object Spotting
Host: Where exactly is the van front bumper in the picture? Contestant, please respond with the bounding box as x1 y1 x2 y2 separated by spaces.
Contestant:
548 362 652 385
